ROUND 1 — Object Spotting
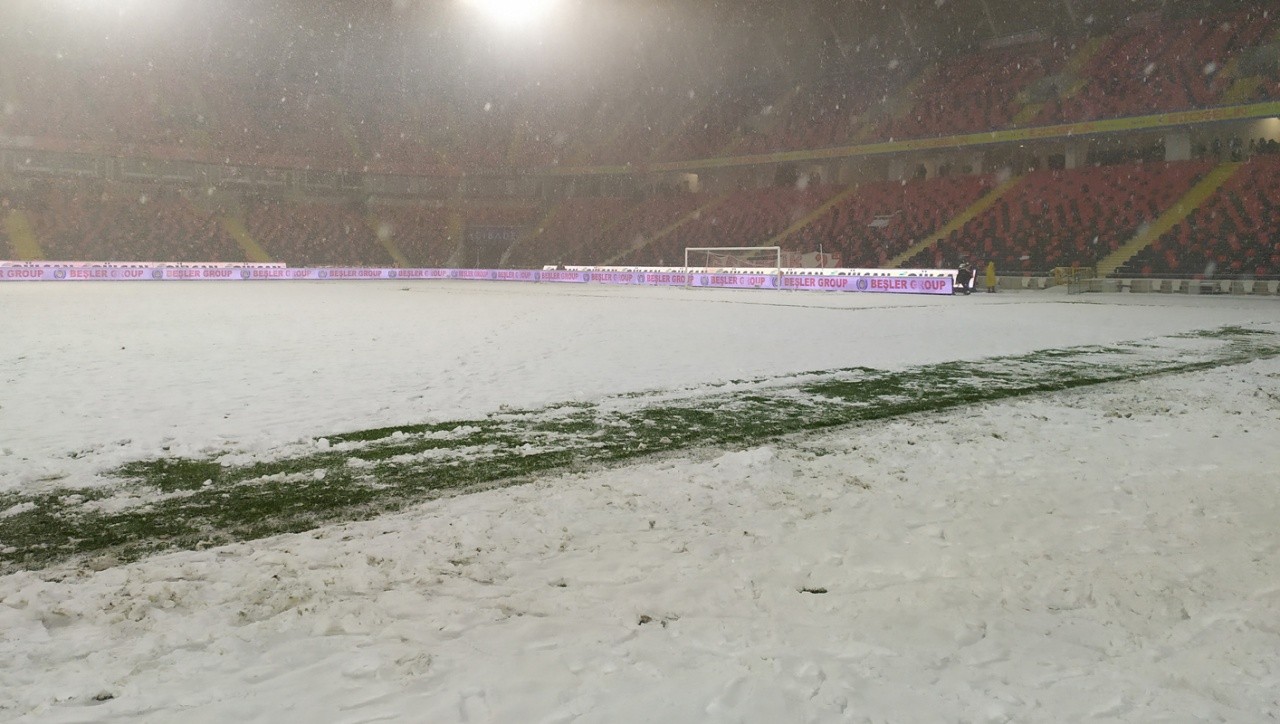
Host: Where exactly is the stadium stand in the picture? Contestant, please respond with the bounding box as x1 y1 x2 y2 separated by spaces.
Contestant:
18 184 243 263
657 85 776 162
1122 153 1280 278
506 197 632 268
789 176 996 268
1036 11 1278 125
590 192 715 264
242 199 388 267
581 88 706 167
621 184 845 266
0 196 14 259
733 64 915 155
2 8 1276 170
366 204 453 268
880 42 1071 139
903 159 1213 271
2 5 1279 281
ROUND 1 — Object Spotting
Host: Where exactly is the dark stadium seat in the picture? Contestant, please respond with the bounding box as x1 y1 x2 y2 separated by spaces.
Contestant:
621 184 844 267
879 42 1071 140
243 199 389 267
1036 11 1277 125
19 185 243 263
905 160 1212 272
1123 154 1280 278
788 175 995 268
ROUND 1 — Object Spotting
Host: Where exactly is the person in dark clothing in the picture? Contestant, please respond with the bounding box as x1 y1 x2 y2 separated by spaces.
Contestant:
954 264 973 295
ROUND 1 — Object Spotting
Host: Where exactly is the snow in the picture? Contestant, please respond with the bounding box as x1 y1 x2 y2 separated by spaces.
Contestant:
2 281 1279 722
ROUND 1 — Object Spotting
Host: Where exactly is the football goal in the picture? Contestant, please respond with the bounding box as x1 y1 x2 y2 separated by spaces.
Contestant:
683 246 794 274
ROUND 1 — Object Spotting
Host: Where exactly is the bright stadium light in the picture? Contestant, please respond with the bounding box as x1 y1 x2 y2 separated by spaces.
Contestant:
462 0 561 27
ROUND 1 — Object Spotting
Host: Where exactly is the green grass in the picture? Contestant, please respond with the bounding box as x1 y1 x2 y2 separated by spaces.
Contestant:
1 325 1277 574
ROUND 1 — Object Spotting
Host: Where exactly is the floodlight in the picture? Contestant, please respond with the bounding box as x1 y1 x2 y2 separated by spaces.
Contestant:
462 0 560 27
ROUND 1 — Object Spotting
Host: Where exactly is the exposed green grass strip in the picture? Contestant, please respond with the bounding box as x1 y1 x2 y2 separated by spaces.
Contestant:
1 325 1276 574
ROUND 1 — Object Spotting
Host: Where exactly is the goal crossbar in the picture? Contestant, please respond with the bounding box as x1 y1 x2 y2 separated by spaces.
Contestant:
684 246 783 271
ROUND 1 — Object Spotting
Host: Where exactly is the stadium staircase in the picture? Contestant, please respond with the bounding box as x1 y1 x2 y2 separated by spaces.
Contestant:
3 209 45 261
888 177 1021 268
444 210 468 267
853 66 934 142
720 84 802 156
1221 68 1265 106
500 202 565 267
505 123 529 167
1095 161 1243 277
1217 20 1280 107
573 202 643 260
182 77 214 149
0 61 14 110
569 109 628 166
1011 36 1106 126
605 194 731 265
218 214 273 263
191 78 234 152
365 213 411 268
336 106 365 160
764 184 863 247
654 96 716 160
568 92 683 166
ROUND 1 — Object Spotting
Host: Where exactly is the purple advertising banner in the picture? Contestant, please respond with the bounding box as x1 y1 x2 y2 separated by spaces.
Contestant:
539 270 590 283
494 270 538 282
639 272 693 286
249 268 318 279
1 267 57 281
588 272 638 285
387 268 453 280
0 265 955 295
693 273 779 289
315 268 390 280
782 274 953 295
157 269 241 281
452 269 497 281
1 260 284 269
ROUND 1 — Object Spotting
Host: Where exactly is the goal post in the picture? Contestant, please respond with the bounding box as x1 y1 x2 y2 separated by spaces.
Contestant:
683 246 789 280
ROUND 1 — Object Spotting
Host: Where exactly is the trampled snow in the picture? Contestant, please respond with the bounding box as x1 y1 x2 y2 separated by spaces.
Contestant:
1 281 1278 722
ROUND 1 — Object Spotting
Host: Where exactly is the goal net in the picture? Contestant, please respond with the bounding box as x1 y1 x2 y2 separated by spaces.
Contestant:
684 246 795 272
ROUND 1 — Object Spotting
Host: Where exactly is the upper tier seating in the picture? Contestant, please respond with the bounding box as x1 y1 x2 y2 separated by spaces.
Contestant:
2 9 1276 170
1037 11 1277 124
734 65 912 155
880 42 1071 139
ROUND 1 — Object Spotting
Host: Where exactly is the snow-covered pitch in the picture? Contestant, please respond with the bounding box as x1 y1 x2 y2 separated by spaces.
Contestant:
1 281 1278 722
